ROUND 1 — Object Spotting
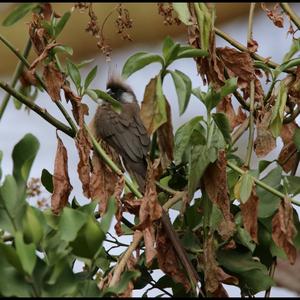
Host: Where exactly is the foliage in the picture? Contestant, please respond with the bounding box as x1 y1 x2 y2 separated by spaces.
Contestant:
1 2 300 298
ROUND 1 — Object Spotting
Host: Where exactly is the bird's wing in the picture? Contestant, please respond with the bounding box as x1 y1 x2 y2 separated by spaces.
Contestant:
96 104 150 164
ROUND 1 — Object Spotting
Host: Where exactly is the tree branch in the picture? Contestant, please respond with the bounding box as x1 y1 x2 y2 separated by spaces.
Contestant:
281 3 300 30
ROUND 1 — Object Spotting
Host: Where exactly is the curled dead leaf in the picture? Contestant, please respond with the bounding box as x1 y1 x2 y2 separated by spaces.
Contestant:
278 141 297 173
203 150 235 240
51 134 73 214
43 62 65 101
90 140 120 215
240 187 259 243
247 39 258 53
254 110 276 157
156 99 174 170
75 128 92 198
261 3 284 28
272 196 297 264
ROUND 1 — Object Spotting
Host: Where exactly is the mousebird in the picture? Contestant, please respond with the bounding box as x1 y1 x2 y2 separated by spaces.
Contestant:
93 76 150 192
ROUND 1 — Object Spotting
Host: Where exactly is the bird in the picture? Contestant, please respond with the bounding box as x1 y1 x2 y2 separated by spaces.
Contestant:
92 75 150 193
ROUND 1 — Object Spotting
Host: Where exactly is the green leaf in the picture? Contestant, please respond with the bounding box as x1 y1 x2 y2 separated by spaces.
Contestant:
66 59 81 89
84 65 98 90
170 70 192 115
174 116 204 164
217 249 274 294
177 46 208 59
188 145 211 198
58 207 87 242
12 133 40 190
85 89 98 101
100 197 116 234
162 36 175 61
0 175 19 216
212 112 232 144
269 80 288 137
22 206 45 246
122 52 164 79
284 175 300 196
76 58 95 69
52 45 73 56
15 231 36 276
2 3 37 26
41 168 53 193
293 127 300 151
70 215 105 258
172 3 193 25
239 173 254 204
92 89 122 113
274 57 300 78
164 43 180 66
54 11 71 37
258 160 273 174
257 166 282 218
283 39 300 63
0 151 2 180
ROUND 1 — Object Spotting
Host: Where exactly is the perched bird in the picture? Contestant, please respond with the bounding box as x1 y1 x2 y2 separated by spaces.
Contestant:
93 76 150 192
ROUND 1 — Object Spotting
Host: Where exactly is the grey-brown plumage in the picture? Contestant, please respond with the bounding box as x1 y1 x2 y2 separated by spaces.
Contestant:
93 76 150 192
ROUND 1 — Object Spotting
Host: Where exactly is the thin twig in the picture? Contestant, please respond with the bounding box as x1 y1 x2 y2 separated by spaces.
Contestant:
264 258 277 298
0 38 32 120
231 117 250 145
0 81 75 137
280 3 300 30
227 161 300 206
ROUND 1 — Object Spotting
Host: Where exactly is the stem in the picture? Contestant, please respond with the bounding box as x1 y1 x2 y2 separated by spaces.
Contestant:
280 3 300 30
162 192 184 211
0 81 75 137
244 80 255 168
155 180 177 195
264 258 277 298
231 117 250 145
227 161 300 206
247 3 256 44
109 230 143 287
215 27 294 74
0 38 32 120
0 33 77 135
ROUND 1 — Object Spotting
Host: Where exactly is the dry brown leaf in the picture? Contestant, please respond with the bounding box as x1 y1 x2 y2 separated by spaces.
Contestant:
247 39 258 53
241 78 264 103
118 254 137 297
281 122 298 145
75 128 92 199
216 47 256 89
156 99 174 170
156 224 191 291
240 187 259 243
254 110 276 157
261 3 284 28
30 41 60 70
272 196 297 264
43 62 64 101
278 141 297 173
114 176 125 236
90 141 120 215
51 134 73 214
203 150 235 240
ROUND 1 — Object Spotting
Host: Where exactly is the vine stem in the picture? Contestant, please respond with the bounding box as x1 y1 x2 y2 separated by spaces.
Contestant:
227 161 300 206
0 81 75 137
0 38 32 120
280 3 300 30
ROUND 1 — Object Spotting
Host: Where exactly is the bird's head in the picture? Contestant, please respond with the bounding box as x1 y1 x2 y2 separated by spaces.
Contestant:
106 75 137 104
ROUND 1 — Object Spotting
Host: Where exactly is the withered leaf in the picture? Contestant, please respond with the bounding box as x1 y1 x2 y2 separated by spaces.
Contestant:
140 76 167 135
75 128 92 199
254 110 276 157
272 196 297 264
240 187 259 243
156 99 174 170
30 41 60 70
203 150 235 240
278 141 297 173
216 47 255 89
43 62 64 101
156 224 191 291
20 69 38 87
281 122 298 145
90 140 120 215
51 134 73 214
247 39 258 53
114 176 125 236
261 3 284 28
